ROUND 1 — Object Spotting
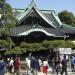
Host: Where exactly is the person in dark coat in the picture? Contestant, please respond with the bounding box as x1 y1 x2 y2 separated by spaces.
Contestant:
0 57 5 75
61 55 68 75
31 57 39 75
55 58 61 75
71 56 74 72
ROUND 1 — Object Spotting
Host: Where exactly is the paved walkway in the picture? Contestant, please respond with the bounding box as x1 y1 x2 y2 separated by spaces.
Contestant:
5 67 75 75
5 71 75 75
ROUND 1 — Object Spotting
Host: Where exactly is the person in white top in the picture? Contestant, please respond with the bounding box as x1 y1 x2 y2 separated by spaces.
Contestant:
25 57 31 74
9 57 14 73
43 61 48 66
26 57 31 69
38 59 42 66
38 59 42 71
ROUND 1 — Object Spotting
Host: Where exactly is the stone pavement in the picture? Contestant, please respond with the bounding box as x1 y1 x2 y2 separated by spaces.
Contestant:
5 71 75 75
5 67 75 75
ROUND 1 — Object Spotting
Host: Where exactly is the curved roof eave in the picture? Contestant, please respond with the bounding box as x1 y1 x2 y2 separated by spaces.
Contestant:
18 28 55 36
63 24 75 30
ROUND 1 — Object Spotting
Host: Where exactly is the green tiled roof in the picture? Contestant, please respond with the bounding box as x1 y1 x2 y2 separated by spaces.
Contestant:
51 12 62 26
16 0 36 20
11 24 64 37
16 0 57 28
12 0 65 28
63 24 75 30
61 24 75 34
11 0 75 37
18 28 55 36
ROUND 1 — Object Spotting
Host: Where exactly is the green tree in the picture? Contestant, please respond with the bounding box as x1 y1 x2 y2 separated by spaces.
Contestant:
58 10 75 26
5 47 22 56
20 42 46 52
0 40 8 47
0 1 18 51
0 0 5 2
0 0 18 36
20 42 32 52
4 40 75 55
6 37 15 50
30 43 42 51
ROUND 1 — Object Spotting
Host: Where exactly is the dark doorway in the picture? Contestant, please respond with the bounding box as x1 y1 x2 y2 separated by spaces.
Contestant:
25 31 47 43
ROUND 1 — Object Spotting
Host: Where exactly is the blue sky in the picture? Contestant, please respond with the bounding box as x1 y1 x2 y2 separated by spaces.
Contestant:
6 0 75 15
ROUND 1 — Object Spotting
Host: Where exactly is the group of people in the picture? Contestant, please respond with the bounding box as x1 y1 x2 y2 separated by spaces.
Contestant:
0 54 75 75
25 56 48 75
25 54 69 75
0 56 20 75
51 55 68 75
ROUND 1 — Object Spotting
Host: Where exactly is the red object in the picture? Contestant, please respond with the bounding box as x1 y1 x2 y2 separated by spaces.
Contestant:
15 58 20 70
43 66 48 73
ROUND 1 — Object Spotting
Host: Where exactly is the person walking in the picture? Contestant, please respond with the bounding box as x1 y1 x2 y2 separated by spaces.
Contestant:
0 57 5 75
31 57 39 75
9 57 14 73
14 57 21 75
38 58 42 72
25 57 31 74
34 57 39 75
71 56 74 72
43 58 48 75
6 58 10 73
52 58 56 73
61 55 68 75
73 56 75 72
55 57 61 75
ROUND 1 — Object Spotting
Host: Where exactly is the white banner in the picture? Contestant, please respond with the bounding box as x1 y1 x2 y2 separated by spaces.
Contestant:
59 48 72 54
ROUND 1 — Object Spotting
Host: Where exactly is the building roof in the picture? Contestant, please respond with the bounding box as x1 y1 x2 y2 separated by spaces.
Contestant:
13 0 63 28
11 24 64 37
62 24 75 34
11 0 75 37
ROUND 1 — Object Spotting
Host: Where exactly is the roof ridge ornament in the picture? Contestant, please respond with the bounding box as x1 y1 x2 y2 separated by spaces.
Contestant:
30 0 36 7
32 0 35 3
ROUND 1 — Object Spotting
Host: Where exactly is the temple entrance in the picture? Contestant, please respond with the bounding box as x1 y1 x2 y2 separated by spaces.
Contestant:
25 31 47 43
31 49 57 59
21 48 57 61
